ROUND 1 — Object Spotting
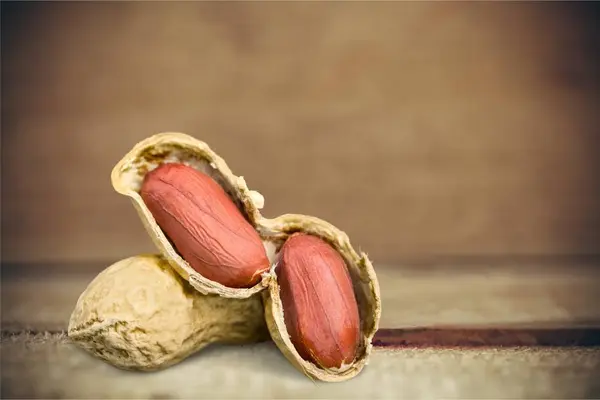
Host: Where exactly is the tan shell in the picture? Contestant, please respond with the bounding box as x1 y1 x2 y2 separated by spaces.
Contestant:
111 132 382 381
260 214 381 382
111 132 272 299
67 254 269 371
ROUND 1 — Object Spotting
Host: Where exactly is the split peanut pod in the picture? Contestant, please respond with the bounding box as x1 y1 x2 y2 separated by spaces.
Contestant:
110 132 382 382
110 133 270 299
67 254 269 371
260 215 381 382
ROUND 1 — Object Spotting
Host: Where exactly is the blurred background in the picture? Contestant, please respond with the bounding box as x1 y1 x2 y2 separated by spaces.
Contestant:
2 1 599 266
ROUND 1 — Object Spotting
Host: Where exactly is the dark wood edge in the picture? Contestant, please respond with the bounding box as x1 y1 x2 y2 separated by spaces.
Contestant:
373 328 600 347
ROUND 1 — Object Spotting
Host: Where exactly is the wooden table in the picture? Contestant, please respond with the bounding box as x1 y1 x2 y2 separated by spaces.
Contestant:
2 260 600 398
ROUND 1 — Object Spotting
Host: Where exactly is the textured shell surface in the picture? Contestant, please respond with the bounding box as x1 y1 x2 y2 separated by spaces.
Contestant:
110 132 274 298
261 214 381 382
111 133 382 382
67 254 269 371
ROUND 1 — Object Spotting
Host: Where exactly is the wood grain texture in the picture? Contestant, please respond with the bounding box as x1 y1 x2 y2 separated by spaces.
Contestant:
2 261 600 398
2 2 599 264
373 328 600 347
2 333 600 399
2 261 600 332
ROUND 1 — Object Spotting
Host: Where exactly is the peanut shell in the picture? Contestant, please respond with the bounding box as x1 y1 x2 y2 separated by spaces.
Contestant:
67 254 269 371
260 214 381 382
111 132 274 298
111 133 382 382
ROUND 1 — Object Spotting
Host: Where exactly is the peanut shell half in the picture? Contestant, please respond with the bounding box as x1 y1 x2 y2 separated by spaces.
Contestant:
110 132 274 298
67 254 269 371
259 214 381 382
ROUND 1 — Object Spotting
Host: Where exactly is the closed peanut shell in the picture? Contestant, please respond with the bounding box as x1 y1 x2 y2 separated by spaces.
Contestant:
67 254 269 371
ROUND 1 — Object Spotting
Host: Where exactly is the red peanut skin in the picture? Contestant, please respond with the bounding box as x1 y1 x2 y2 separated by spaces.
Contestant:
140 163 270 288
277 233 361 369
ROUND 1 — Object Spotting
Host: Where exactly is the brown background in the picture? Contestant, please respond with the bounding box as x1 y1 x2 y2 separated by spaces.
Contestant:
2 1 599 265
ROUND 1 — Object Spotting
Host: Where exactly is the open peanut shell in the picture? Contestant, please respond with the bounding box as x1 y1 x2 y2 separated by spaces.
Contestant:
111 132 273 298
259 214 382 382
111 132 382 382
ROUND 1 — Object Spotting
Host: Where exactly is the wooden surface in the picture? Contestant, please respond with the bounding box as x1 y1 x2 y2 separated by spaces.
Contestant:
2 333 600 399
3 261 600 332
2 261 600 398
2 2 600 264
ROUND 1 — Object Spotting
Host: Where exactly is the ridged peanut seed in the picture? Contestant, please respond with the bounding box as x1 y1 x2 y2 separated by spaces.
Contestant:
140 163 270 288
277 233 361 369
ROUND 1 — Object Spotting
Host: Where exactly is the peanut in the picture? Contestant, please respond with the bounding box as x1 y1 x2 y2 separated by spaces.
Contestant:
67 254 269 371
140 163 270 288
276 233 361 369
111 133 382 381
